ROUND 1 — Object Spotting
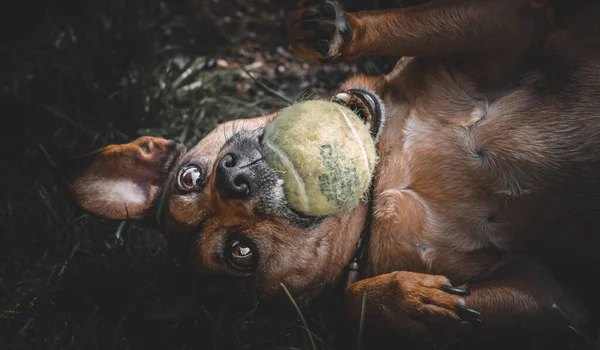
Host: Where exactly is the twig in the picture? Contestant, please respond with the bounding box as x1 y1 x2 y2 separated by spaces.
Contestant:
237 62 293 105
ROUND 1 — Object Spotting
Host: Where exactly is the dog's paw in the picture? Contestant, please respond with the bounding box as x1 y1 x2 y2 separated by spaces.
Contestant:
345 271 481 335
286 0 353 63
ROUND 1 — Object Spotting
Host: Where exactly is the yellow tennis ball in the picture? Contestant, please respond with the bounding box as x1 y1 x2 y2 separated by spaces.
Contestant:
261 100 378 216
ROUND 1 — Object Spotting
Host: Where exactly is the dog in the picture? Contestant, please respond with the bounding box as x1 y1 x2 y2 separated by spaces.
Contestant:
60 0 600 342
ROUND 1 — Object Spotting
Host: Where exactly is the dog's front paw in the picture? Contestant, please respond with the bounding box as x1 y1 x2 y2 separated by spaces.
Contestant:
345 271 481 336
286 0 353 63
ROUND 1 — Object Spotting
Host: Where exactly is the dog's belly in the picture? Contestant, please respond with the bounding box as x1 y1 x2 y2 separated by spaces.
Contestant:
366 58 600 281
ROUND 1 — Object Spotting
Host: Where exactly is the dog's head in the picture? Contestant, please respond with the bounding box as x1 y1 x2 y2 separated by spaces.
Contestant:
59 86 386 302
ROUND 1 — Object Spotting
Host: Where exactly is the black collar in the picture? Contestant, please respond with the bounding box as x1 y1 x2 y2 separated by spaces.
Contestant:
344 183 375 290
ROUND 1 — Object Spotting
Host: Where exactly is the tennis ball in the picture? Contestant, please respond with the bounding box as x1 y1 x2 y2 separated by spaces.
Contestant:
261 100 378 216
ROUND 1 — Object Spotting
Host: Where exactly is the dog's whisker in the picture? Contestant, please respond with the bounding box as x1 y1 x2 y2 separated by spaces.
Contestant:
227 119 234 140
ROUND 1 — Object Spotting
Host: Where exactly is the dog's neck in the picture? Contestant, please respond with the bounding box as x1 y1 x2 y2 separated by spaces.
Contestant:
344 186 375 290
342 124 382 289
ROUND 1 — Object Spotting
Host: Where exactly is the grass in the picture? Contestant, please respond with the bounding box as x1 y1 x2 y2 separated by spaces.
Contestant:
0 0 383 348
1 0 599 349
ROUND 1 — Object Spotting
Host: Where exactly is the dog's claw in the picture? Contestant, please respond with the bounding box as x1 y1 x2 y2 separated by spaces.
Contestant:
334 92 351 103
319 53 341 63
441 284 471 296
309 39 331 56
456 306 482 324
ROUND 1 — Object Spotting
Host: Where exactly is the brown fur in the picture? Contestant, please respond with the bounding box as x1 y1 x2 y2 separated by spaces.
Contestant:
60 0 600 340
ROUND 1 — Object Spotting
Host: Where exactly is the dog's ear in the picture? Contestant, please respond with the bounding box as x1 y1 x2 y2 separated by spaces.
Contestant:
59 136 186 220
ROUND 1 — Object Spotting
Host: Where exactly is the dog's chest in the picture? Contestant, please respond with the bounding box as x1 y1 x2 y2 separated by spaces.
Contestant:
368 72 530 279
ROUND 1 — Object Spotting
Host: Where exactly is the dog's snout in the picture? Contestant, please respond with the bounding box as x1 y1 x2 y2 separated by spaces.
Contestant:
216 149 261 200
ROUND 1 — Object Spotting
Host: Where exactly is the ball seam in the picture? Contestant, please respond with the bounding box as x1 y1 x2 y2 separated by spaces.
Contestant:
333 104 370 172
262 136 310 213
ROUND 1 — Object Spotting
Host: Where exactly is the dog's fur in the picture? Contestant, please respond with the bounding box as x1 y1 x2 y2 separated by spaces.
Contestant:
60 0 600 341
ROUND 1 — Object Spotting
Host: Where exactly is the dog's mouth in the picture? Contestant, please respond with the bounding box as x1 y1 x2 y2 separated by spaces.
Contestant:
332 88 387 142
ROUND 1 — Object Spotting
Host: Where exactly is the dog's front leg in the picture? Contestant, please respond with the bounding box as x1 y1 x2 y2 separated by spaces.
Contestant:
287 0 551 63
344 255 587 339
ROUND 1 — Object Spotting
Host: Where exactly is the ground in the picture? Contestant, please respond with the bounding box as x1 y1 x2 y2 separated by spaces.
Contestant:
0 0 598 349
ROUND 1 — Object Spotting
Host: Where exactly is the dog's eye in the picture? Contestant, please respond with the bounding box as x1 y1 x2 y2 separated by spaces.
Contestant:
177 165 203 191
227 240 254 271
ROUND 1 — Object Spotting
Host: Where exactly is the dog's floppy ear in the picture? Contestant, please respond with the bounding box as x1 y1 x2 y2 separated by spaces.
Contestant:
59 136 186 220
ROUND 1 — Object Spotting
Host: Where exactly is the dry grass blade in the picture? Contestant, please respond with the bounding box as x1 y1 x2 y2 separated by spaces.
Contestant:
357 291 367 350
552 303 600 349
280 282 318 350
238 62 294 105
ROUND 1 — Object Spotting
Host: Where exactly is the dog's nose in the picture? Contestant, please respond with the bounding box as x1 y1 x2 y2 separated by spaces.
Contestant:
215 149 261 200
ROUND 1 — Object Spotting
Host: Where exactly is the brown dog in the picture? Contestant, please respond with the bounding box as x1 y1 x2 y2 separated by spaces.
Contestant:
60 0 600 341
